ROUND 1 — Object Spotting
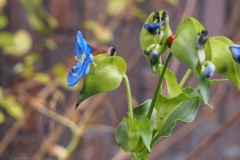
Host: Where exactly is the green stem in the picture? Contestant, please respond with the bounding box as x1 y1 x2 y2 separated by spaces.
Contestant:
123 74 133 122
92 62 97 67
58 129 80 160
147 52 173 119
179 69 192 87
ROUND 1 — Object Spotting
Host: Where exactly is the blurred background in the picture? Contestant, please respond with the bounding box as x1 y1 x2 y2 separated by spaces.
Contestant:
0 0 240 159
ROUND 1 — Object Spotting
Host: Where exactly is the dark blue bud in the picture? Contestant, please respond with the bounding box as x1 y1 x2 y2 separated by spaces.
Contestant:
195 30 208 49
153 12 160 23
144 22 159 35
202 62 215 78
161 11 167 21
229 44 240 63
149 50 158 62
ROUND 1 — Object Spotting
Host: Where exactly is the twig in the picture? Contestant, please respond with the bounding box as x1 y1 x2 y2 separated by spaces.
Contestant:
0 108 33 156
185 109 240 160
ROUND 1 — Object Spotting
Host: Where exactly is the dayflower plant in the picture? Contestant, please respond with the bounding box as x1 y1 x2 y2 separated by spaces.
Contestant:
66 31 94 87
67 10 240 160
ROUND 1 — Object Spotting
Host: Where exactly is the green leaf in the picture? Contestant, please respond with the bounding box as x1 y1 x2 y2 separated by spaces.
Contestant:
33 72 51 85
0 14 8 29
152 100 200 144
76 54 127 106
158 65 182 98
195 72 210 105
0 32 13 47
3 29 32 56
153 87 211 131
107 0 129 16
207 38 240 88
0 111 5 124
0 96 24 119
116 121 131 152
133 100 156 125
85 20 113 43
210 36 234 47
136 118 152 152
171 17 204 69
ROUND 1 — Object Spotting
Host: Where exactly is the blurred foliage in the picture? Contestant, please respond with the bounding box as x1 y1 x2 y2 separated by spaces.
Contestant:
0 88 24 123
18 0 58 34
85 20 113 43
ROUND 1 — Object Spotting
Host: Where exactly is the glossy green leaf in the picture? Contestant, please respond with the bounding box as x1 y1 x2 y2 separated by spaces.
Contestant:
171 17 204 69
76 54 127 106
116 121 131 152
133 100 156 125
154 87 211 131
3 29 32 56
152 100 200 144
136 118 152 152
195 72 210 105
210 36 234 47
159 65 182 98
207 38 240 88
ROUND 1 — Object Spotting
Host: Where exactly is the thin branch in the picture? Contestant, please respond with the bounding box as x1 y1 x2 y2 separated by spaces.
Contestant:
186 109 240 160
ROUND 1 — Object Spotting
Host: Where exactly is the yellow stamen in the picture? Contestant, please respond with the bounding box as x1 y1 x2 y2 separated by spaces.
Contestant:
72 73 79 77
74 53 86 62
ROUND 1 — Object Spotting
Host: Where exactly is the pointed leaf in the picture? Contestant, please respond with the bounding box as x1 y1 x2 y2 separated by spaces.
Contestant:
207 38 240 88
171 17 204 69
136 118 152 152
77 54 126 105
159 65 182 98
152 100 200 144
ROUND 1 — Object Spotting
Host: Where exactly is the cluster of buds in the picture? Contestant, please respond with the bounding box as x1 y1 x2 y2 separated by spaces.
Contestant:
143 11 168 65
144 44 161 63
195 30 216 78
144 11 167 35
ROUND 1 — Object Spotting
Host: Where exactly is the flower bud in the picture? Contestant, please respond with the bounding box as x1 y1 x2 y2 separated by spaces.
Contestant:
149 50 159 62
144 22 159 35
195 30 208 49
144 44 156 55
107 46 116 56
201 62 215 78
229 44 240 63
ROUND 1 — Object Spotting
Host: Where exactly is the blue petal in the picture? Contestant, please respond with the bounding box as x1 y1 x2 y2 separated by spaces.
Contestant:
66 61 85 87
202 63 215 78
144 22 159 35
73 31 92 58
229 45 240 63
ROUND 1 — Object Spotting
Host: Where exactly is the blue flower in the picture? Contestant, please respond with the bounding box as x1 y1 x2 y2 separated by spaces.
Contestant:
144 22 159 35
202 62 215 78
66 31 94 87
229 44 240 63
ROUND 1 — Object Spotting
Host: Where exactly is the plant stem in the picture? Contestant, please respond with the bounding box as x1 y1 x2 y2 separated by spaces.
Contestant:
147 51 173 119
123 74 133 122
179 69 192 87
